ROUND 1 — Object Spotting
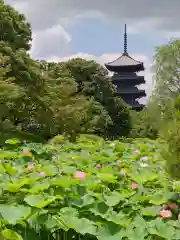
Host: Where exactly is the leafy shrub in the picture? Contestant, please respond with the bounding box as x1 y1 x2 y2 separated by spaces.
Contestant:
77 134 104 143
161 121 180 178
129 110 158 139
50 135 68 145
161 96 180 179
0 138 179 239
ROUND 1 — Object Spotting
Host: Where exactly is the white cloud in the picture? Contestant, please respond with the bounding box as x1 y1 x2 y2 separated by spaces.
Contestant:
30 25 72 59
6 0 180 32
4 0 179 63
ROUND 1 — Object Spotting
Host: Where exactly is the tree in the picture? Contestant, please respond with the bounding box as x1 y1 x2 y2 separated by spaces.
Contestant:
0 41 53 129
142 40 180 140
129 109 158 139
64 58 131 138
0 0 32 50
39 60 112 140
65 58 115 98
152 39 180 103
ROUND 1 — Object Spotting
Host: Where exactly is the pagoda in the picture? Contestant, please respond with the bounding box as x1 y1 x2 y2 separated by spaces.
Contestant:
105 24 146 111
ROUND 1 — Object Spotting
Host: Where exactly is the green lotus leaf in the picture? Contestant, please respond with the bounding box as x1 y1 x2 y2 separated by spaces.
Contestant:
107 211 132 227
51 176 78 187
67 217 97 235
90 202 110 217
98 173 117 183
28 182 50 194
125 226 147 240
97 222 125 240
142 206 162 216
59 207 79 217
0 205 31 224
1 229 23 240
7 183 22 193
173 181 180 191
147 219 175 239
103 191 123 207
24 194 56 208
149 191 173 205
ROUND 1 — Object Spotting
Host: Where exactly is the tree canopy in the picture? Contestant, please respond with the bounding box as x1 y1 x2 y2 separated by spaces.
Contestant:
152 39 180 104
0 0 132 142
0 0 31 50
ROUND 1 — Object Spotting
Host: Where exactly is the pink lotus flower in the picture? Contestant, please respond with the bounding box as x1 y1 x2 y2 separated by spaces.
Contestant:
131 183 137 189
95 164 101 169
23 150 30 156
160 209 172 218
27 162 34 170
39 172 46 177
74 171 86 180
168 202 178 210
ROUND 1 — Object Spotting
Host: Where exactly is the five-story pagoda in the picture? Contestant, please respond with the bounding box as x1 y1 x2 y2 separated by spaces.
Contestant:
105 24 146 111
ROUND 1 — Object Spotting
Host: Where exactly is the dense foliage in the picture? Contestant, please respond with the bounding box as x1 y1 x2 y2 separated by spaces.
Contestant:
0 0 31 50
0 0 131 142
0 137 179 240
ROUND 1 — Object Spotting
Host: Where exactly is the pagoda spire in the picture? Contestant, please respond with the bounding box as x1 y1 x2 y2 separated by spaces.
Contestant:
123 24 128 55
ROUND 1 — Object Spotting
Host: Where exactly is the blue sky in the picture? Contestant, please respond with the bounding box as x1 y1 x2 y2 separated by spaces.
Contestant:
71 19 154 57
70 18 175 60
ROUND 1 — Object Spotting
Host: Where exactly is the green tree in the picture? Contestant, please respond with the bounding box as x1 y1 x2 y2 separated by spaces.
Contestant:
65 58 115 98
0 0 32 50
152 39 180 104
151 40 180 178
141 40 180 140
39 60 112 140
0 41 53 130
0 52 27 142
129 108 158 139
160 95 180 179
64 58 131 138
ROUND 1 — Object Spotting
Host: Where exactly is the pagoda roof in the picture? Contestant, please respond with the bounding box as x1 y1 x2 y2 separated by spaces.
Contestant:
105 53 144 70
105 24 144 72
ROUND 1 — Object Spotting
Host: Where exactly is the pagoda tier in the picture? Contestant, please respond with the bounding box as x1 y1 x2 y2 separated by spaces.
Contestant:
112 73 145 85
116 87 146 98
104 24 146 111
123 96 145 111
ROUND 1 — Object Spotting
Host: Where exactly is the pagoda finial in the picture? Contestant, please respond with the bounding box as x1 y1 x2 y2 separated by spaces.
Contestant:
124 24 128 55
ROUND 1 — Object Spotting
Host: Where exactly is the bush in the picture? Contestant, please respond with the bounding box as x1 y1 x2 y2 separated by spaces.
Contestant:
161 96 180 178
77 134 104 143
49 135 68 145
129 110 158 139
161 121 180 178
0 138 180 239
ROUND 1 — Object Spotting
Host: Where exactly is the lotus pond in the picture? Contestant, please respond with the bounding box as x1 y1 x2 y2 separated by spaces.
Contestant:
0 137 180 240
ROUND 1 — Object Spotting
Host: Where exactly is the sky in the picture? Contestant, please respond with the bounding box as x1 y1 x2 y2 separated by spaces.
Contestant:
4 0 180 102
